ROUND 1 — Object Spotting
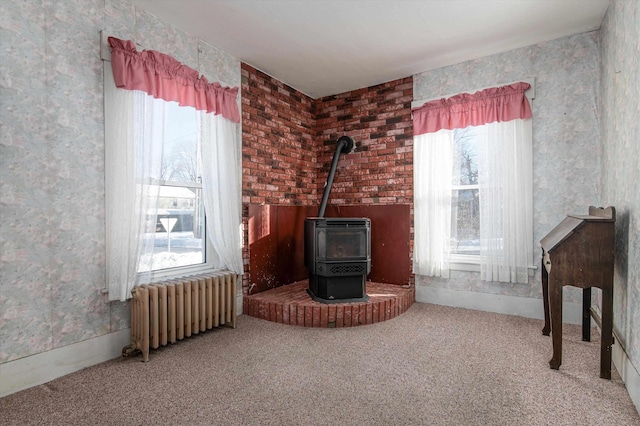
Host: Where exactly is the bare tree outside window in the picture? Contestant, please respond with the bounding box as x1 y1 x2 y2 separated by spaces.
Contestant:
451 126 480 255
140 102 205 272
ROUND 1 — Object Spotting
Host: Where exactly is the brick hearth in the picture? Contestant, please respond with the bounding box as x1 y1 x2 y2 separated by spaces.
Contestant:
243 281 415 328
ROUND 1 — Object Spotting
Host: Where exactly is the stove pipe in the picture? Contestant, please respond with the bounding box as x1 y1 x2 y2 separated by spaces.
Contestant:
318 136 354 218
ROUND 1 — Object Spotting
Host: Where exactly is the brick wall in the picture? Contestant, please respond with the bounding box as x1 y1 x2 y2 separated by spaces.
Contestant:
241 63 317 206
314 78 415 287
315 78 414 205
241 65 414 293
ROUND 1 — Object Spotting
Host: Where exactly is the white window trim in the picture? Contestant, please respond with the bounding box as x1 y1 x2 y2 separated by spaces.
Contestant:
148 181 214 282
450 184 480 263
145 238 215 282
450 254 481 272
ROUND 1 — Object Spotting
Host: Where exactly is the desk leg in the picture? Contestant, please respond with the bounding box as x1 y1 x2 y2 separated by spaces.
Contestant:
549 279 563 370
600 285 613 380
541 256 550 336
582 288 591 342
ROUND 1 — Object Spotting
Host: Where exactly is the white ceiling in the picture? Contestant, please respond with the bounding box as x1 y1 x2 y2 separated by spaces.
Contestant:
130 0 610 99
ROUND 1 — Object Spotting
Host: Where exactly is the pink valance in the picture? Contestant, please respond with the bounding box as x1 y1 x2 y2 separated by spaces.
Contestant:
412 82 532 135
108 36 240 123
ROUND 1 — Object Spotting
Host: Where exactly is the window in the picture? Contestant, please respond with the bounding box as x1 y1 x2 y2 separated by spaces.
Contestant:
412 82 533 283
451 126 480 258
138 102 206 273
104 36 243 301
105 76 213 290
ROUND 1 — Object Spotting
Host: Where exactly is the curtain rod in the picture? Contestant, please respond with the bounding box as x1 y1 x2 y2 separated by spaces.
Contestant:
411 77 536 110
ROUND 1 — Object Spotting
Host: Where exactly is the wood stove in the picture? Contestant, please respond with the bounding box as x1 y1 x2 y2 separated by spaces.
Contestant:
304 218 371 303
305 135 371 303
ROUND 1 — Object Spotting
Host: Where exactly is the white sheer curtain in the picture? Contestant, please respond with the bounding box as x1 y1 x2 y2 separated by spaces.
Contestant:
413 129 454 278
200 112 244 275
412 82 533 284
478 118 533 283
105 64 165 301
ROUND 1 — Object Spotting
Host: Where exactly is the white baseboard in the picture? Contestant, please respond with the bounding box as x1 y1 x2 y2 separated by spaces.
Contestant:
0 329 130 398
415 285 584 325
613 337 640 414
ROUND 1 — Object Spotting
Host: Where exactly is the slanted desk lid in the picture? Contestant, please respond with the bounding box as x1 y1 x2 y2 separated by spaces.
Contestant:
568 214 615 222
540 216 584 252
541 206 615 252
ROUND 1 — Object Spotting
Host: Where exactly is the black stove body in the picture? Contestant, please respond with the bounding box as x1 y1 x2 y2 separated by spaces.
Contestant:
304 217 371 303
305 135 371 303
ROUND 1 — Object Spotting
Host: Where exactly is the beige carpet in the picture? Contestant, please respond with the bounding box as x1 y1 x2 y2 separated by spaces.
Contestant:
1 302 638 425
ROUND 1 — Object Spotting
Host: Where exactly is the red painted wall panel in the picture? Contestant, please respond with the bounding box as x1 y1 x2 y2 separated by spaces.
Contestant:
324 205 411 285
248 204 411 293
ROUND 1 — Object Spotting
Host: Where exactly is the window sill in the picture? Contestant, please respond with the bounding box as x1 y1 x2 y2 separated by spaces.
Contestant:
143 263 217 283
450 254 480 272
449 255 538 275
450 261 481 272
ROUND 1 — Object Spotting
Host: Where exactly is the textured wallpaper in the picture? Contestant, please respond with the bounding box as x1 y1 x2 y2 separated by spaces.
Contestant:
414 32 602 302
0 0 240 363
1 0 56 361
1 0 635 375
600 0 640 374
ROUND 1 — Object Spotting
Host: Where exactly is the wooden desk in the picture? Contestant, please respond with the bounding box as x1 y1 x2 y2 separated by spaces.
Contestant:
540 206 615 379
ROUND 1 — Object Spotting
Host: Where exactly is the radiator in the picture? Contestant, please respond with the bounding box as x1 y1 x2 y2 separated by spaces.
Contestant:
123 271 237 361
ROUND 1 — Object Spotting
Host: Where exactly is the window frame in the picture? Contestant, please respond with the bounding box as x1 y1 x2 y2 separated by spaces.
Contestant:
451 182 481 271
146 237 214 281
147 178 211 282
144 100 209 279
450 125 480 268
